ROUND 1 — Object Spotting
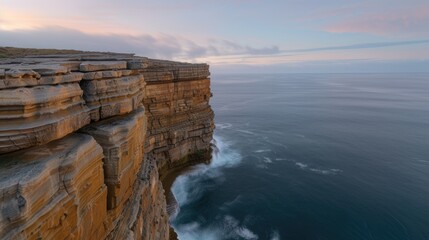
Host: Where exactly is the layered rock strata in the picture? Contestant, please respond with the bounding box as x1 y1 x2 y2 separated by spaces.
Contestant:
143 62 214 177
0 134 107 240
79 61 145 121
0 65 90 154
0 52 214 239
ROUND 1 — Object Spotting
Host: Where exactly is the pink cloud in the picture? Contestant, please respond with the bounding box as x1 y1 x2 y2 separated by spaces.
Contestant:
325 4 429 36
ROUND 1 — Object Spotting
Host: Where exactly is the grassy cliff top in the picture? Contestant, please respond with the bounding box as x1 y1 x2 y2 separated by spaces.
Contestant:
0 47 91 58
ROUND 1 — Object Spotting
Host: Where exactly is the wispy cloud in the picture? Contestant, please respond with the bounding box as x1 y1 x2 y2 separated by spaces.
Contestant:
324 3 429 36
0 27 279 61
202 39 429 64
283 40 429 53
212 58 429 74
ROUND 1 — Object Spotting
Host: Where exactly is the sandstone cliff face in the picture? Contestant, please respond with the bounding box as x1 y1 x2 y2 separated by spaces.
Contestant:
0 53 214 239
0 134 106 239
142 61 214 176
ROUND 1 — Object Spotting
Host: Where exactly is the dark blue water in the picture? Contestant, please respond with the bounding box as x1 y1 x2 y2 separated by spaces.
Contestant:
171 73 429 240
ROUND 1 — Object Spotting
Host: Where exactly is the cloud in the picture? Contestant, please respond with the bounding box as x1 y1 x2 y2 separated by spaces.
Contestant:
211 39 280 55
324 3 429 36
200 39 429 65
211 59 429 74
2 26 429 73
283 40 429 53
0 27 279 61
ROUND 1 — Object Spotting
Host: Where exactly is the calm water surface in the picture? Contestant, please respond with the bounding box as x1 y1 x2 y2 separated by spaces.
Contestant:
171 73 429 240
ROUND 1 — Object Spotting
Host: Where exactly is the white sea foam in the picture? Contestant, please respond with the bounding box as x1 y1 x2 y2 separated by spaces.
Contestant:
263 157 273 163
236 129 258 136
295 162 308 169
270 230 281 240
171 134 241 209
223 215 259 240
254 149 271 153
309 168 343 175
294 161 342 175
174 222 220 240
174 215 259 240
216 122 233 129
236 227 259 240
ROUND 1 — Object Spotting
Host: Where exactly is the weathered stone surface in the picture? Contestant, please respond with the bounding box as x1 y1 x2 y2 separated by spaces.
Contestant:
0 134 107 240
0 72 84 89
0 83 90 154
80 73 145 121
142 62 210 82
127 58 149 70
0 52 215 240
4 68 41 79
82 70 135 80
107 157 169 240
2 64 69 76
80 61 127 72
143 77 214 170
81 108 146 210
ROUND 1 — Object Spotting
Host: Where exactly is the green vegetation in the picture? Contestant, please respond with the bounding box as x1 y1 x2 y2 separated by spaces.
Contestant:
0 47 87 58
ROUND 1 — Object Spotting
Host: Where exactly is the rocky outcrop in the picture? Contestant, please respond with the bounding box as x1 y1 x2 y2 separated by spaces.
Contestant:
0 64 90 154
79 61 145 121
0 52 214 239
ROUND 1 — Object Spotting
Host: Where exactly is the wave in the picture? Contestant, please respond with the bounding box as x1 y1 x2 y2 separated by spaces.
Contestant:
295 162 308 169
263 157 273 163
295 161 342 175
174 215 260 240
253 149 271 153
171 135 270 239
216 122 233 130
171 134 241 212
270 230 281 240
310 168 343 175
235 129 258 136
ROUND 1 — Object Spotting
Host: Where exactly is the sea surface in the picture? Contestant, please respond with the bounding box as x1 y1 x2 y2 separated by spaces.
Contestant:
170 73 429 240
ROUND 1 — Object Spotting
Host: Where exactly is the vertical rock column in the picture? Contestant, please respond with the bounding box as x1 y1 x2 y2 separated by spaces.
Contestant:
80 108 146 214
0 134 107 240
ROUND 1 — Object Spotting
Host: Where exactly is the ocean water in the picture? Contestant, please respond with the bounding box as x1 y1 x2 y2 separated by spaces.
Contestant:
170 73 429 240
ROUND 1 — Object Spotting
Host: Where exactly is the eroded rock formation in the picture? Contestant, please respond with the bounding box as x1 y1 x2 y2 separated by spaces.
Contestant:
0 52 214 239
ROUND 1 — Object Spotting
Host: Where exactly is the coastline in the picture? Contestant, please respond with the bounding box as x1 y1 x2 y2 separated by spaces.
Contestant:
160 149 214 240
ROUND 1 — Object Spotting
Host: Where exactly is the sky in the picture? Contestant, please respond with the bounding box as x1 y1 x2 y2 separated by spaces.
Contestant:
1 0 429 73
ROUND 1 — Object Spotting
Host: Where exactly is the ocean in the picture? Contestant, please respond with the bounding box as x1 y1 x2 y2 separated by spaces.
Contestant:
170 73 429 240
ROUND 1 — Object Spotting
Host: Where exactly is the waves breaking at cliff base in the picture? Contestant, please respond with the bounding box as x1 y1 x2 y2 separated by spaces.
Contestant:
171 135 273 240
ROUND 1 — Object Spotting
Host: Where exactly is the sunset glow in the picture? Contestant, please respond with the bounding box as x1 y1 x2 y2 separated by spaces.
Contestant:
1 0 429 72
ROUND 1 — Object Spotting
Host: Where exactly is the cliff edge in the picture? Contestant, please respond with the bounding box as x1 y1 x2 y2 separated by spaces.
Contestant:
0 50 214 239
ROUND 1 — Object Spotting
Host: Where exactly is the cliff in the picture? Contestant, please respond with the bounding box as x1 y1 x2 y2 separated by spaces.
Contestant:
0 51 214 239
